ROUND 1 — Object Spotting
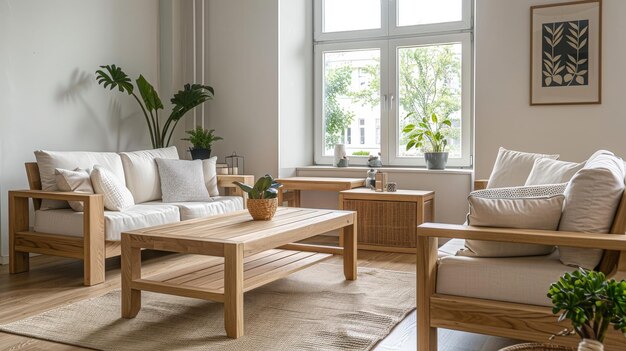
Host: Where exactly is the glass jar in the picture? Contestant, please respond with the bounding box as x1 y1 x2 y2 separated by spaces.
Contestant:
366 169 377 190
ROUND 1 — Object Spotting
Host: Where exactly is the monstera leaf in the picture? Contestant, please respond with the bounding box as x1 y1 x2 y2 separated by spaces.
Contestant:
96 65 134 95
136 75 163 112
169 84 215 121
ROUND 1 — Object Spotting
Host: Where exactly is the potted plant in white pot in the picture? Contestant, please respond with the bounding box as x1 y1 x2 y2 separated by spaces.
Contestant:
402 112 451 170
234 174 282 220
547 269 626 351
182 126 223 160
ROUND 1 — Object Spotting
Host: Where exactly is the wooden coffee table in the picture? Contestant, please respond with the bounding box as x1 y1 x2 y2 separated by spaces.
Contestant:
121 207 357 338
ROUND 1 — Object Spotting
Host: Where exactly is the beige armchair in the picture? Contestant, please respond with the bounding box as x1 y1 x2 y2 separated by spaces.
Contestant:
416 180 626 351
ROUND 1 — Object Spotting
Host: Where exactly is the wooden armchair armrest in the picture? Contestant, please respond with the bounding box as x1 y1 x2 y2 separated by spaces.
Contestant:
417 223 626 251
474 179 488 191
9 189 103 202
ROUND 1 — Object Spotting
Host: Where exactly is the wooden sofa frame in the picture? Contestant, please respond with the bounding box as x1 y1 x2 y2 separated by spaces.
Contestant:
416 180 626 351
9 162 254 286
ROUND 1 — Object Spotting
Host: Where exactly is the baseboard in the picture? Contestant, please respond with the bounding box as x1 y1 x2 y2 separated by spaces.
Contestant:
0 255 8 265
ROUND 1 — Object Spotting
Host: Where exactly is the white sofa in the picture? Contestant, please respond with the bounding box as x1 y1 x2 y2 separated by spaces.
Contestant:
9 146 253 286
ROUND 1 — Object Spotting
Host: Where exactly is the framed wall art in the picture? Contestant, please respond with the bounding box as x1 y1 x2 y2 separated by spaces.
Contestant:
530 0 602 105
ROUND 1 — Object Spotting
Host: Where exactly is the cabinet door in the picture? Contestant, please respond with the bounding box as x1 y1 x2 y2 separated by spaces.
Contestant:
343 199 417 248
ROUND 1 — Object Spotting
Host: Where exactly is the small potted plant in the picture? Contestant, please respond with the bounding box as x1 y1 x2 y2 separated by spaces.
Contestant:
234 174 282 220
182 126 223 160
402 112 451 170
547 269 626 351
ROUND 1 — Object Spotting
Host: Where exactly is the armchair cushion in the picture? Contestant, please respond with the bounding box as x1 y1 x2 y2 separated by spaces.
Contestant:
487 147 559 189
458 184 566 257
558 150 625 269
525 158 585 185
119 146 179 203
437 246 571 307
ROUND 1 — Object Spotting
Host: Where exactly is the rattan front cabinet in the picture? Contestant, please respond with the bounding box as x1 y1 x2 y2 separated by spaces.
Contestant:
339 188 435 253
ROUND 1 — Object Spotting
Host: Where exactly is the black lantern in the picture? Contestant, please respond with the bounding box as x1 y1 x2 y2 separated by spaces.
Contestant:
226 152 244 175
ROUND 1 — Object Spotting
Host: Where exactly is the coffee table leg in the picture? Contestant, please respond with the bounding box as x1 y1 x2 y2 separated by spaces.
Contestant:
343 213 357 280
121 234 141 318
224 243 244 338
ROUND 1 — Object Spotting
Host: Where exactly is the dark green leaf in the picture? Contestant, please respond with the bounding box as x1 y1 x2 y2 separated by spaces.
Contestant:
136 75 163 111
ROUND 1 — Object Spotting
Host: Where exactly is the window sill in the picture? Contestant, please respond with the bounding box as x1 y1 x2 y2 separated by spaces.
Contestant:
296 165 473 175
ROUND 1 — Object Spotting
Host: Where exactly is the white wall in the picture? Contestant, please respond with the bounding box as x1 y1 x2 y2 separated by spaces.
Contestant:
0 0 160 258
475 0 626 178
278 0 314 177
205 0 280 178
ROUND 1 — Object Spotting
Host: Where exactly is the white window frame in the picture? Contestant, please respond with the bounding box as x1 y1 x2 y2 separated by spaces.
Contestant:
314 0 473 167
387 33 473 167
314 40 388 166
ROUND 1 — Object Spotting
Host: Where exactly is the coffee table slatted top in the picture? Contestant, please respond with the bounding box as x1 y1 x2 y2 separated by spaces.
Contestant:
124 207 355 256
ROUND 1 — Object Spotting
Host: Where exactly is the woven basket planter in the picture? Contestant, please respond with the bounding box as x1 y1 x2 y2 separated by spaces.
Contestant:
499 343 575 351
247 198 278 220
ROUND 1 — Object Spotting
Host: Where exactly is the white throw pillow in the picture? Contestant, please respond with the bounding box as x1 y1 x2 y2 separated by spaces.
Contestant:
91 165 135 211
486 147 559 189
55 168 94 212
35 150 125 210
119 146 179 203
525 158 585 186
202 156 219 197
156 158 211 203
558 150 625 270
457 183 567 258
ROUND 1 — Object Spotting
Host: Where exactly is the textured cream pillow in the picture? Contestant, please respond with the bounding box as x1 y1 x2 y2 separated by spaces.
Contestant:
55 168 94 212
156 158 211 203
525 158 585 185
90 165 135 211
119 146 179 203
202 156 220 197
486 147 559 189
558 151 625 270
457 184 567 258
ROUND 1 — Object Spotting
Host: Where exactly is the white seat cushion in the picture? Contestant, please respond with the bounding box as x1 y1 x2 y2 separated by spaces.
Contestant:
437 240 572 306
145 196 244 220
34 204 180 241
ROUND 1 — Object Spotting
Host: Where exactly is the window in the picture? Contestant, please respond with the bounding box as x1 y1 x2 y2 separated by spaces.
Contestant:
314 0 473 167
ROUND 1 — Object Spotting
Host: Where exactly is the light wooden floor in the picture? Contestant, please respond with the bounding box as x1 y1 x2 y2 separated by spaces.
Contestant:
0 238 518 351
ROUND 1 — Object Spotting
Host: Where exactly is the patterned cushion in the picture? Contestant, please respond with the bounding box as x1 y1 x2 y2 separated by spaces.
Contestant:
91 165 135 211
458 184 567 257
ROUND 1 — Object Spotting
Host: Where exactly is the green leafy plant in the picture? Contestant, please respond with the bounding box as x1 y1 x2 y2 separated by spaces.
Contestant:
96 64 214 149
182 126 223 150
352 151 370 156
547 269 626 343
402 112 451 153
233 174 282 199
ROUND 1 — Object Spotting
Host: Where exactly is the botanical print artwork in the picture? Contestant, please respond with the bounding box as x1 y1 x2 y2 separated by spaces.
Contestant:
542 20 589 87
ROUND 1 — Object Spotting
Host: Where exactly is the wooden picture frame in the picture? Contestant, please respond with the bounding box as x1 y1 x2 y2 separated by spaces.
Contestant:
530 0 602 105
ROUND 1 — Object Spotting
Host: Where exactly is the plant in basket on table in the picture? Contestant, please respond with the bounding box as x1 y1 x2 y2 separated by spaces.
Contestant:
402 112 451 170
234 175 282 220
182 126 223 160
547 269 626 351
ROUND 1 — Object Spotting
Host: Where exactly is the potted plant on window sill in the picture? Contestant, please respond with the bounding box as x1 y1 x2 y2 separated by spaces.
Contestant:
402 112 451 170
547 269 626 351
182 126 223 160
234 174 282 220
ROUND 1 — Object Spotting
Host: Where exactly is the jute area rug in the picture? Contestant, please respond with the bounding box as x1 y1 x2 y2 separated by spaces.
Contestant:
0 264 415 351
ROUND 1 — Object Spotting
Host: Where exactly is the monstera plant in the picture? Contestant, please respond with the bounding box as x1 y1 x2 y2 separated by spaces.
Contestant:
96 64 214 149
